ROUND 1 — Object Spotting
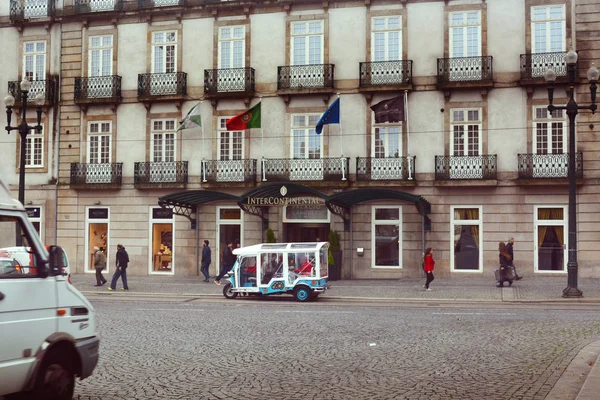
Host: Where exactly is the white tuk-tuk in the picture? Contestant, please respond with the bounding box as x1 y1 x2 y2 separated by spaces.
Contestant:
222 242 330 302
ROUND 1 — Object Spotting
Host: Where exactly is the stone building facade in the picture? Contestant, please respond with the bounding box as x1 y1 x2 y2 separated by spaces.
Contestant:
0 0 598 279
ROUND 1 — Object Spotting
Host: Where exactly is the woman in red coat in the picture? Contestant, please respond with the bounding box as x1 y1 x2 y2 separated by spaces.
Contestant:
423 248 435 291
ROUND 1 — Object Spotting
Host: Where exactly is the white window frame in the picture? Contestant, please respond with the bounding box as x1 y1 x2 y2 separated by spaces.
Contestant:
151 30 177 74
216 206 244 275
218 117 244 161
531 5 566 54
533 205 567 273
371 206 402 269
89 35 113 77
449 11 481 58
532 106 566 155
372 121 402 158
290 114 322 159
371 15 402 62
290 20 324 66
218 26 245 69
450 206 483 273
84 206 110 273
450 108 482 157
87 121 112 164
149 206 176 276
25 123 44 168
23 40 46 81
151 119 177 163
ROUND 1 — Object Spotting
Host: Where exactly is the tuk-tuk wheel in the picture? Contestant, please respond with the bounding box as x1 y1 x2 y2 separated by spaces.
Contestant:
223 282 238 299
294 286 311 302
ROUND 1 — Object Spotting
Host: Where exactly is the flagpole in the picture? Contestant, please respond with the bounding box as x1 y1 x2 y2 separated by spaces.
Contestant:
200 101 207 183
337 93 346 181
405 90 413 180
260 98 267 181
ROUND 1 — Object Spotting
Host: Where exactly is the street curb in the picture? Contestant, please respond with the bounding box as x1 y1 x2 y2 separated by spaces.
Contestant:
576 344 600 400
545 341 600 400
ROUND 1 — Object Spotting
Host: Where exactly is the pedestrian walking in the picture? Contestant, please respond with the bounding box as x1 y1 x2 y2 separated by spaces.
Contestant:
93 246 107 286
214 240 236 285
423 248 435 291
108 243 130 291
497 242 513 287
200 240 211 282
506 237 523 280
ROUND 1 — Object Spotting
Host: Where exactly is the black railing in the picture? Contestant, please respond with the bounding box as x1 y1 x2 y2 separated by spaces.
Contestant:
10 0 55 20
437 56 493 83
138 72 187 98
74 0 123 13
8 79 55 105
435 155 497 180
277 64 335 90
517 153 583 179
520 51 572 80
204 67 255 94
356 156 415 181
75 76 122 101
201 159 256 183
70 163 123 185
359 60 412 87
139 0 186 7
262 157 349 182
134 161 188 185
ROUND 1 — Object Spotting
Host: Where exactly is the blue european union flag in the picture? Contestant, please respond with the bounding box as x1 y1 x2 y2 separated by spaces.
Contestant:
315 98 340 134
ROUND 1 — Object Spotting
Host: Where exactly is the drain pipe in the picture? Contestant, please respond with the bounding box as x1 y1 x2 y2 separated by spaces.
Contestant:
421 214 426 278
54 7 64 247
349 208 353 279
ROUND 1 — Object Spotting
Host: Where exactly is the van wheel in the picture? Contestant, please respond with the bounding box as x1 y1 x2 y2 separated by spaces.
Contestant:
294 286 311 302
223 283 238 299
31 350 75 400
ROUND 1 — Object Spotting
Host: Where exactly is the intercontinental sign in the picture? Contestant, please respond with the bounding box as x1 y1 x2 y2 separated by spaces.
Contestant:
245 185 325 207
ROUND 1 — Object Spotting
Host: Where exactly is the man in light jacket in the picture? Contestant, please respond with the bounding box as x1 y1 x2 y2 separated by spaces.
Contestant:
93 246 107 286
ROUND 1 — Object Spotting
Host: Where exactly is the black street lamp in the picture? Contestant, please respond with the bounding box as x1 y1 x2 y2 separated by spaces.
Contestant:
544 49 598 298
4 77 44 246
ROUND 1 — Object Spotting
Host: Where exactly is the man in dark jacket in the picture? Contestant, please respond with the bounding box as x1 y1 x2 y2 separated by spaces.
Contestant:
109 243 130 291
215 240 236 285
506 237 523 280
200 240 211 282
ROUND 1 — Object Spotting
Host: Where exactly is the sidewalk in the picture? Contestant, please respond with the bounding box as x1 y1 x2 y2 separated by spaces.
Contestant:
72 273 600 303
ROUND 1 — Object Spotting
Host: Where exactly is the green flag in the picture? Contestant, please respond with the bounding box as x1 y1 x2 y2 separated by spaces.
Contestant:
178 102 202 131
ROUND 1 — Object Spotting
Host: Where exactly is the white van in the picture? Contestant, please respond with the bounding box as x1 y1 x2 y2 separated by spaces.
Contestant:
0 180 99 400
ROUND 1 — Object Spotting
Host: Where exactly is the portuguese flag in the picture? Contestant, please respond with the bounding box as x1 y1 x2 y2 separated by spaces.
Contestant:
226 102 261 130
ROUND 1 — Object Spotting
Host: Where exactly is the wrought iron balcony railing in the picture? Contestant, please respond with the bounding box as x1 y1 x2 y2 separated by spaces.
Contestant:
70 163 123 186
520 51 573 81
134 161 188 185
435 155 497 180
517 153 583 179
74 0 123 13
138 0 186 7
75 76 122 101
10 0 55 20
201 159 256 184
262 157 349 182
356 156 416 181
138 72 187 98
437 56 493 84
204 67 255 94
277 64 335 90
8 79 55 105
359 60 412 87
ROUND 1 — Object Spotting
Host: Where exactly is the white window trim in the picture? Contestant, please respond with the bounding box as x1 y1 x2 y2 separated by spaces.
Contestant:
87 121 112 164
25 123 44 168
151 119 177 162
23 40 46 80
450 205 483 273
148 206 176 276
371 15 402 62
533 205 568 274
84 206 110 273
371 206 403 269
151 30 178 74
372 118 402 158
216 206 244 275
531 5 566 53
449 11 482 58
450 108 482 156
217 116 244 161
218 26 246 69
290 114 323 159
532 106 567 154
88 35 113 77
290 20 324 65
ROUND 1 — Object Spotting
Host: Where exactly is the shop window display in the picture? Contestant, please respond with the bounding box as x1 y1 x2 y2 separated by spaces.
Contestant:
88 223 108 272
153 224 173 271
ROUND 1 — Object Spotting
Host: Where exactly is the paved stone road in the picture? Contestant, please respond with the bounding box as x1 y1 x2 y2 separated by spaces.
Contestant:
73 299 600 400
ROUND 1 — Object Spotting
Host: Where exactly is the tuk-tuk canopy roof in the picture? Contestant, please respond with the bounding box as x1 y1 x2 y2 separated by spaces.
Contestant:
233 242 329 256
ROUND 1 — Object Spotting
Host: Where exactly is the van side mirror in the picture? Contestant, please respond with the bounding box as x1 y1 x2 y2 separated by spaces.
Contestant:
48 246 66 276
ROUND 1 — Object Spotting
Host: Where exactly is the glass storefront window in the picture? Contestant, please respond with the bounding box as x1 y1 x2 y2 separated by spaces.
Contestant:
451 206 482 271
372 206 402 268
86 207 110 273
535 206 566 272
150 208 174 274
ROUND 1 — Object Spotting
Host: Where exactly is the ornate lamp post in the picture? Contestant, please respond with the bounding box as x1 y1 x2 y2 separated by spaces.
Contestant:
4 77 44 246
544 49 598 298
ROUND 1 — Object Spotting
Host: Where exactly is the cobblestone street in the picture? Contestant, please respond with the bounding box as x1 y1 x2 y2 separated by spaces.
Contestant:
73 298 600 400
